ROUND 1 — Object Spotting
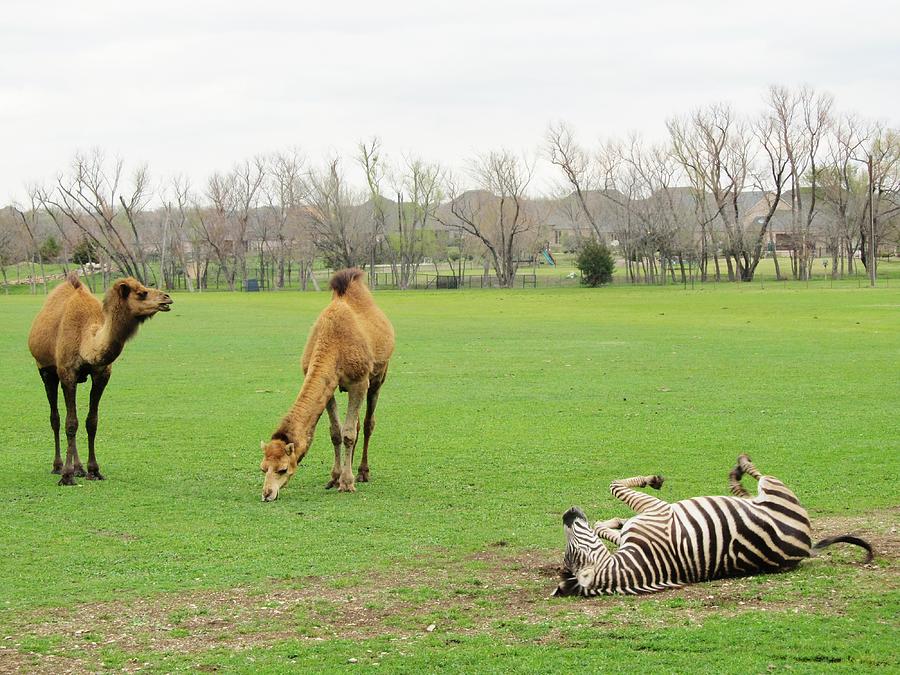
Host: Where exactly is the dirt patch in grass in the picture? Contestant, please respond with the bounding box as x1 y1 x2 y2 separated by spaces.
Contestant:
1 509 896 672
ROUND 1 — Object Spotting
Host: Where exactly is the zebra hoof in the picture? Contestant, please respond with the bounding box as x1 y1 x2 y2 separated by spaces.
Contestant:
648 475 664 490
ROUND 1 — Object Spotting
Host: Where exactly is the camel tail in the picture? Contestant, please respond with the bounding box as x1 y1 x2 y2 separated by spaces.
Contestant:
329 268 365 296
813 534 874 564
67 272 81 289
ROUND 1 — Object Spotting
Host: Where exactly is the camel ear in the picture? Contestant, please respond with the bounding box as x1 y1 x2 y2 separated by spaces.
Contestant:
260 441 266 451
285 443 294 456
117 281 131 299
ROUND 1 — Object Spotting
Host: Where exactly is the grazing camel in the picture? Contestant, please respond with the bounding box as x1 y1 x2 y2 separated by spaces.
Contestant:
260 268 395 501
28 273 173 485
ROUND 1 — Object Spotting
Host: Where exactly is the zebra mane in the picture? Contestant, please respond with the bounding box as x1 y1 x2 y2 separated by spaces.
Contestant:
552 572 581 597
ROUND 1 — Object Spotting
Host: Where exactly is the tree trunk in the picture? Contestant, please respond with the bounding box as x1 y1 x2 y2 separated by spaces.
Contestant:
38 255 48 295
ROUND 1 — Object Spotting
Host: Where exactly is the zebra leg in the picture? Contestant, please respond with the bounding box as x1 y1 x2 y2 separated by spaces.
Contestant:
609 475 669 514
729 454 762 497
595 517 627 531
593 525 623 546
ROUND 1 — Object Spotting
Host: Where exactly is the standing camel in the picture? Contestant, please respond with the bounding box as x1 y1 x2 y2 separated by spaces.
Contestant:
28 273 173 485
260 268 395 501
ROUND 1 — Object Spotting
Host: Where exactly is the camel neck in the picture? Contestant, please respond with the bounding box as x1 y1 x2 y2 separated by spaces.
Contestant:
84 311 140 366
274 359 338 444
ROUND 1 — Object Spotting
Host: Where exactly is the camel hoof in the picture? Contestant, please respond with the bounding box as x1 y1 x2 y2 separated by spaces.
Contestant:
356 471 369 483
325 479 338 489
86 471 105 481
338 483 356 493
73 467 87 478
58 475 78 486
51 467 62 475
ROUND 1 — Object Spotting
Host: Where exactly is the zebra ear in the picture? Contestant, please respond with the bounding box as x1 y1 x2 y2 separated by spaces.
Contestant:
552 576 579 597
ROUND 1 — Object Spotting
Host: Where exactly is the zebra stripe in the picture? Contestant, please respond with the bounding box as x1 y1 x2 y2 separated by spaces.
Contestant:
553 456 869 598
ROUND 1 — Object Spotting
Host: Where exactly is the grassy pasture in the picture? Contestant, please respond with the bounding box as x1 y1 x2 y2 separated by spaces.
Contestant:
0 284 897 673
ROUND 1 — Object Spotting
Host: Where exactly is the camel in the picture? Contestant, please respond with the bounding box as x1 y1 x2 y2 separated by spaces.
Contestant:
28 273 173 485
260 268 395 501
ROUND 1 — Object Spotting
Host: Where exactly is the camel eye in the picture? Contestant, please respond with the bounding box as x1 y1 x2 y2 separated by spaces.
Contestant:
138 291 148 299
277 468 288 475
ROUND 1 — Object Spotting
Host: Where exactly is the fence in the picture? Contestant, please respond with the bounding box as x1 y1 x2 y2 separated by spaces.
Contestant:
4 260 895 295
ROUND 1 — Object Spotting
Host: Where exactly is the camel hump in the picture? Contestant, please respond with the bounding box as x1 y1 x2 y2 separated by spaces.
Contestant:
329 268 365 296
67 272 81 289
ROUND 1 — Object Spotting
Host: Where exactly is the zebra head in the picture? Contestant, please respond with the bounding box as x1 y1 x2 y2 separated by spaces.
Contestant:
553 506 605 597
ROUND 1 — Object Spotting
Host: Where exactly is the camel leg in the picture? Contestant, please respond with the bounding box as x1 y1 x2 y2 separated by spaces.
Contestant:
357 374 384 483
324 396 343 489
338 381 367 493
609 475 669 515
85 369 110 480
39 367 62 474
58 379 80 486
729 454 762 498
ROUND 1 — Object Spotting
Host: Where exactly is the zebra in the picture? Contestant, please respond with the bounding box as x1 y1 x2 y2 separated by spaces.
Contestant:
553 454 873 597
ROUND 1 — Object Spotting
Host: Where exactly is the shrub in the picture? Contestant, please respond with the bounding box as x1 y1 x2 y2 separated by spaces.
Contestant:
39 236 61 262
72 238 98 265
575 241 615 286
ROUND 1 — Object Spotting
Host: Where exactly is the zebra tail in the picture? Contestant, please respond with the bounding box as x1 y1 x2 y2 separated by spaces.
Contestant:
812 534 874 564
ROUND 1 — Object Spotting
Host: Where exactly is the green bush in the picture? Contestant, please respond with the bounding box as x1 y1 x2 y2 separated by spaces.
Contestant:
39 236 61 262
575 241 615 286
72 238 98 265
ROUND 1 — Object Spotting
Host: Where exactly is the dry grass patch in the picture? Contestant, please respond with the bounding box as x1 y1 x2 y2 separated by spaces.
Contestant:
0 510 895 673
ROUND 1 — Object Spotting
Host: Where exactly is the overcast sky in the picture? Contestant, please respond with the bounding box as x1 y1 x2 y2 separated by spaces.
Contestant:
2 0 898 203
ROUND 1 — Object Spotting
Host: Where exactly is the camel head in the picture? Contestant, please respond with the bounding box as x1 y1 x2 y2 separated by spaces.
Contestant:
106 278 173 320
260 437 308 501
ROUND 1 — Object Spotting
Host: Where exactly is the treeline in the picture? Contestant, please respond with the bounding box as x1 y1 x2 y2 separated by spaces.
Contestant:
1 85 898 293
549 86 899 285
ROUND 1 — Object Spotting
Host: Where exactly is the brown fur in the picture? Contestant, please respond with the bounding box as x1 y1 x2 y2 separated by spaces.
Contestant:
329 267 365 296
28 274 173 484
260 268 395 501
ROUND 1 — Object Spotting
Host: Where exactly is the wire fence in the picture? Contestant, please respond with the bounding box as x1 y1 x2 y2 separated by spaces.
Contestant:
3 260 895 295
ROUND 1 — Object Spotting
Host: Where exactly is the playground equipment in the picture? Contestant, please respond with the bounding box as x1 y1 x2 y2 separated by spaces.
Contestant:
541 249 557 266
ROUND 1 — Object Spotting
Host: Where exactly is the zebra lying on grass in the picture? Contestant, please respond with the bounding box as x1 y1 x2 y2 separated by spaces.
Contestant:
554 455 873 597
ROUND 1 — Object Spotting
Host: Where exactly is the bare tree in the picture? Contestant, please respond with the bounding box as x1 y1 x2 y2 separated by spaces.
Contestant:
231 157 266 287
440 150 536 288
767 85 833 280
863 127 900 284
549 124 707 283
39 150 153 286
0 207 25 293
819 114 868 277
547 122 604 239
301 156 370 269
262 149 307 288
669 104 783 281
196 171 239 290
192 158 266 291
819 117 900 284
359 139 444 289
12 190 50 294
161 175 200 292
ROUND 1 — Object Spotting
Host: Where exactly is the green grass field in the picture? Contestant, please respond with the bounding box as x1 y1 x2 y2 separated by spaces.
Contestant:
0 285 897 673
